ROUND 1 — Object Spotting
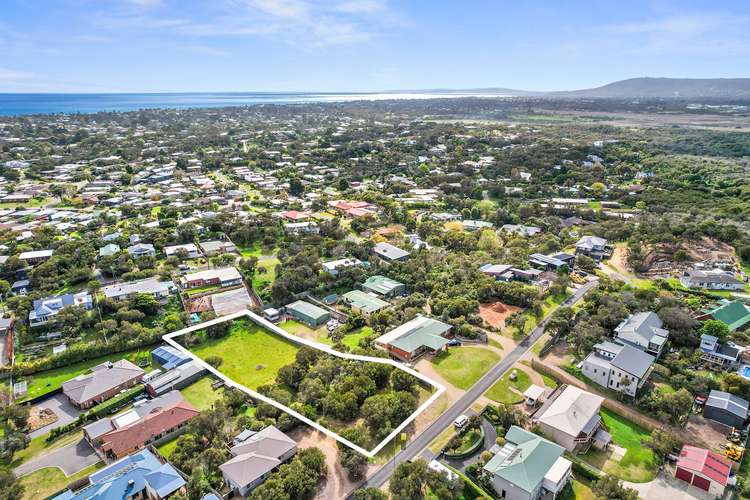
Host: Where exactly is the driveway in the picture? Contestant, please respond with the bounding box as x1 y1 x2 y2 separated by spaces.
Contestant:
624 469 716 500
28 393 82 439
14 438 98 477
442 415 498 471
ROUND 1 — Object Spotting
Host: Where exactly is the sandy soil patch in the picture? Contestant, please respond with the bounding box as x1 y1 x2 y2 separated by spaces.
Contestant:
28 407 58 431
480 301 522 329
683 414 729 450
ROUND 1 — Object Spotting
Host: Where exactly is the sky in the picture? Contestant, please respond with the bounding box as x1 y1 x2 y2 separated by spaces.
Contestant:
1 0 749 93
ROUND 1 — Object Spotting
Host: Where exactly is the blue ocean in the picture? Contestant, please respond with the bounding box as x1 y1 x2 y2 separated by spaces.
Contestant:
0 91 500 116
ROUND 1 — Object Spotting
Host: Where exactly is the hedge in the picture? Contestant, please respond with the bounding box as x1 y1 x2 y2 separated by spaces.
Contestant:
570 458 601 482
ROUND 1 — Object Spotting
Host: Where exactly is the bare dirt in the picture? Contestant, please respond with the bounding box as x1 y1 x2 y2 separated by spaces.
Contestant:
641 236 737 276
28 407 58 431
479 301 522 329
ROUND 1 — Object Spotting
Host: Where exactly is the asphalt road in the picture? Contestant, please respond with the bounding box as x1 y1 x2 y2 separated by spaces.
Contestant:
354 279 598 493
14 438 98 477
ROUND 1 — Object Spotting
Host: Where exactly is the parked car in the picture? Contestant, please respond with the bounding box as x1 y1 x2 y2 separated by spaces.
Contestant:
454 415 468 429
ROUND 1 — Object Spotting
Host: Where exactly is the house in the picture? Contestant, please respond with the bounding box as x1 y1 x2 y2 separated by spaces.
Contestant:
373 242 411 262
284 221 319 235
341 290 390 318
581 341 654 397
18 249 53 264
328 200 378 218
285 300 330 327
87 391 199 459
699 334 741 368
680 268 744 291
574 236 608 259
53 449 185 500
127 243 156 259
697 300 750 332
180 267 243 289
164 243 200 259
62 359 145 409
98 243 121 257
279 210 311 221
0 317 14 366
220 426 297 496
461 219 494 231
199 239 237 256
321 257 364 276
101 277 174 302
361 275 405 297
528 252 575 271
374 315 453 362
703 390 749 428
145 361 206 397
500 224 542 237
483 426 572 500
532 386 609 453
29 292 93 327
613 312 669 357
674 445 733 496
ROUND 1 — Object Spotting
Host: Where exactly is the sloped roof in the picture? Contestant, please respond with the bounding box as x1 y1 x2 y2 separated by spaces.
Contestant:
483 426 565 493
220 452 282 488
706 390 749 419
62 359 144 405
361 275 404 295
342 290 389 313
229 425 297 458
535 386 604 437
610 344 655 378
375 315 452 353
677 445 731 486
615 312 668 347
707 300 750 332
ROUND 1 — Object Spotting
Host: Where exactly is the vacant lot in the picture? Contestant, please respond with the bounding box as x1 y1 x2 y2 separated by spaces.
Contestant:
479 301 521 328
190 319 299 390
431 346 500 390
280 319 333 345
342 326 373 349
485 368 531 404
582 408 658 482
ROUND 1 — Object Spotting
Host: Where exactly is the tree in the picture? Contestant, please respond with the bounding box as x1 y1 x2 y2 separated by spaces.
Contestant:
354 488 387 500
390 369 416 393
647 428 683 460
0 467 24 500
289 177 304 196
592 475 638 500
339 427 369 480
575 254 597 273
700 319 729 341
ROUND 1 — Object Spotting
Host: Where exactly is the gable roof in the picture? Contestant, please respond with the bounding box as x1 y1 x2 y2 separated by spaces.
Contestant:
483 426 565 493
610 344 655 378
361 275 404 295
229 425 297 458
677 445 732 486
342 290 390 313
535 386 603 437
373 242 411 260
706 390 749 419
615 312 668 347
707 300 750 332
375 315 452 353
221 426 297 488
62 359 144 405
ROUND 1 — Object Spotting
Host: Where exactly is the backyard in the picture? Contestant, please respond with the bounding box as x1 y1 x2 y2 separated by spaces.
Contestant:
484 368 531 404
280 319 333 345
341 326 373 349
14 347 158 403
180 376 223 410
189 319 300 390
430 346 500 390
581 408 658 482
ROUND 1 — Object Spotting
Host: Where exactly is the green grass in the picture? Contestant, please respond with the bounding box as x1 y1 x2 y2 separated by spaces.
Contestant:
485 368 531 404
15 347 157 402
279 319 333 345
431 347 500 390
190 319 299 390
428 426 457 454
18 462 104 500
570 479 596 500
253 256 280 290
581 408 657 482
542 373 558 388
157 437 180 459
341 326 373 349
180 376 223 410
453 429 482 453
184 284 221 296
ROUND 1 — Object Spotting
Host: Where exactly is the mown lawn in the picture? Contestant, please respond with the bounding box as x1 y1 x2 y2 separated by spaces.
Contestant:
190 319 299 390
180 376 223 410
18 462 104 499
341 326 373 349
253 256 280 291
485 367 531 404
15 347 157 402
157 437 180 460
279 319 333 345
581 408 657 482
431 347 500 390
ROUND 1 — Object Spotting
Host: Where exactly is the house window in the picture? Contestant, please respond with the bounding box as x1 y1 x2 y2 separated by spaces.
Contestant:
501 491 506 498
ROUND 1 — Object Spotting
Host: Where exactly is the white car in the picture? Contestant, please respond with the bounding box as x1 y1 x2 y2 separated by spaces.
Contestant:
454 415 469 429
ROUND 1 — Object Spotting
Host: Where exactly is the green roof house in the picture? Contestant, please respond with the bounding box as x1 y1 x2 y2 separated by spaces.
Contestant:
699 300 750 332
374 315 452 361
483 426 572 500
361 275 406 297
285 300 330 327
341 290 390 318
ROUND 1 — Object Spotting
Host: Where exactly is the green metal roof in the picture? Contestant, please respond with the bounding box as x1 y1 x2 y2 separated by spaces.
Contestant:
387 317 452 353
707 300 750 332
342 290 389 313
285 300 330 320
483 426 565 493
362 275 404 295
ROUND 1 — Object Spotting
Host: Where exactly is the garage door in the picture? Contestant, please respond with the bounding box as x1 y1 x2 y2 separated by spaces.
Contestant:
692 474 711 491
675 467 693 484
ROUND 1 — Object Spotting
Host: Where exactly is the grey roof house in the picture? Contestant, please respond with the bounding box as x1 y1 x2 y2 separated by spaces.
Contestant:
581 341 655 397
703 390 749 428
29 292 93 327
62 359 145 409
127 243 156 259
101 277 174 302
614 312 669 357
373 242 411 262
220 426 297 497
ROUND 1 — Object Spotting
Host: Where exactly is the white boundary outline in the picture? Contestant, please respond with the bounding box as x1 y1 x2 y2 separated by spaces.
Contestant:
162 309 445 458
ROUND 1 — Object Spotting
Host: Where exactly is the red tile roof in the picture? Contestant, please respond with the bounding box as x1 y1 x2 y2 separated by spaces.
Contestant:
100 400 199 457
280 210 309 221
676 445 731 486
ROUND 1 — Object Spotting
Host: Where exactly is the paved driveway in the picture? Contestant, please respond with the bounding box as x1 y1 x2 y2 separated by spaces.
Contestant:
625 470 715 500
28 393 81 439
14 438 98 477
